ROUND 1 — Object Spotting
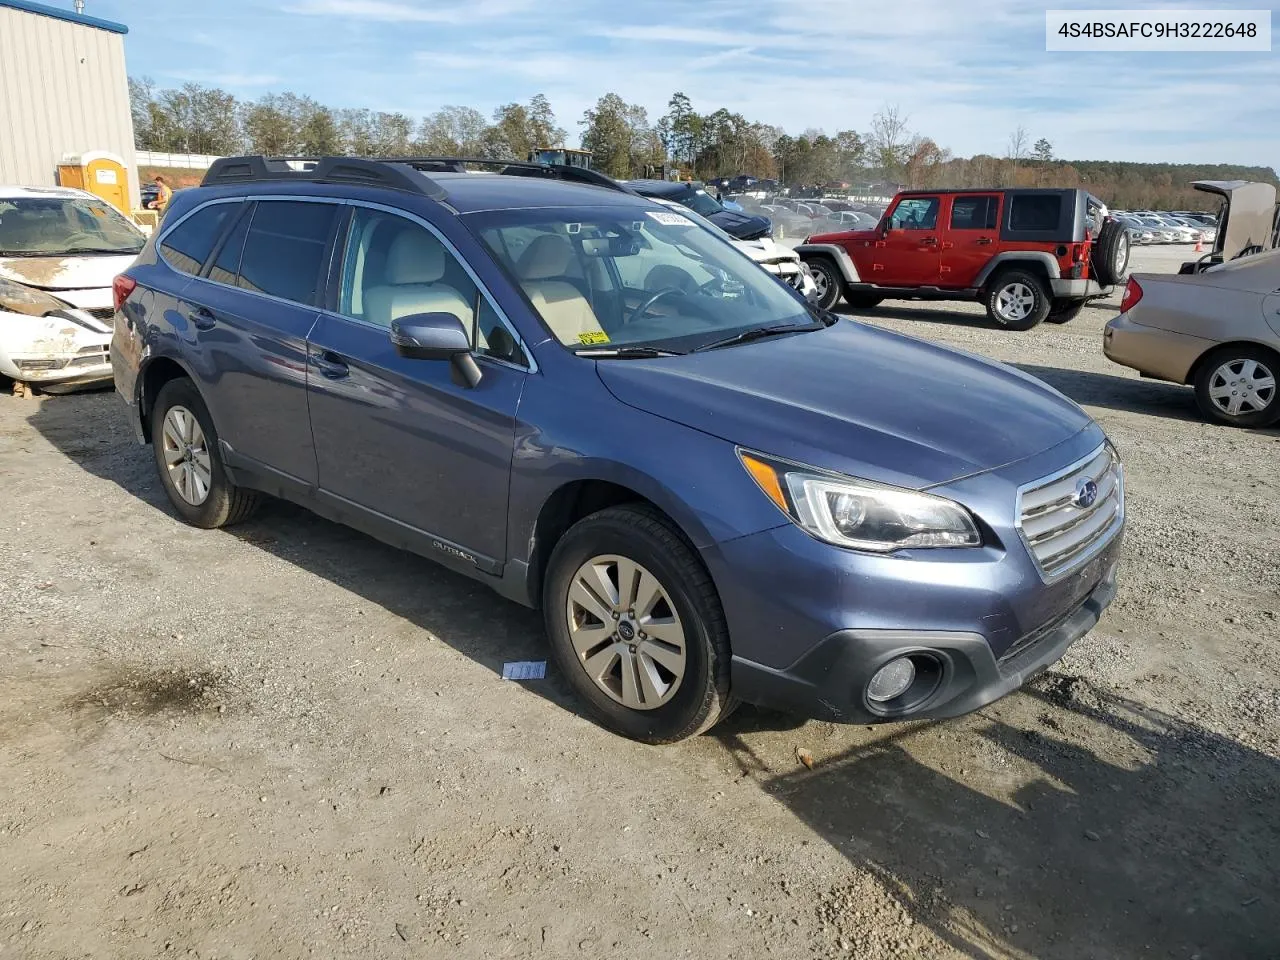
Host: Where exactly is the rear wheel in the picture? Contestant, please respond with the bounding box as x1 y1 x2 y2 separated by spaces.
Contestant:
543 505 733 743
985 270 1051 330
1193 346 1280 428
1045 299 1086 324
844 293 884 311
151 378 262 528
805 256 844 310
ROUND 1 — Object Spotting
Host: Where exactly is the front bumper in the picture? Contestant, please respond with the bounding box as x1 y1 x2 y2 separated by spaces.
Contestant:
0 310 113 385
730 559 1118 723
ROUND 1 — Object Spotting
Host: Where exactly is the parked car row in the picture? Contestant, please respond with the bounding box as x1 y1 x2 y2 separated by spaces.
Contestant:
1113 209 1217 244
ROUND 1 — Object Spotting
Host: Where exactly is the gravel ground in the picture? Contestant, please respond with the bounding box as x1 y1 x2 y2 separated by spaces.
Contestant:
1 244 1277 960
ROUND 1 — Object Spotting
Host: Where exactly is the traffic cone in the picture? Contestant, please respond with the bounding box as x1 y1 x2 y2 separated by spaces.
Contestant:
1194 237 1203 252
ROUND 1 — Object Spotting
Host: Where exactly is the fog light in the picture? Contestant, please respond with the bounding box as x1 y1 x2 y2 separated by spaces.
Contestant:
867 657 916 703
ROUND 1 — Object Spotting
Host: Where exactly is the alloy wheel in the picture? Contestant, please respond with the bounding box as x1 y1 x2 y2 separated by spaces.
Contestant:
161 405 213 506
566 554 686 710
996 282 1035 322
1208 358 1276 418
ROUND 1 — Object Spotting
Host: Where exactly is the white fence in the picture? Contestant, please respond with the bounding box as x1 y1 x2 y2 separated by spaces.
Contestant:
134 151 220 170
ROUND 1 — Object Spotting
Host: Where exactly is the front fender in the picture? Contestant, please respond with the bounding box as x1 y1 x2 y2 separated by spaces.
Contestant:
795 243 862 283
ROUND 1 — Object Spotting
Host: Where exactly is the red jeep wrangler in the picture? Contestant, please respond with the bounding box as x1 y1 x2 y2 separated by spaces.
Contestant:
797 188 1130 330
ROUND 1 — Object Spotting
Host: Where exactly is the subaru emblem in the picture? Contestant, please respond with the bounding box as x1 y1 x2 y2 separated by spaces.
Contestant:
1074 478 1099 509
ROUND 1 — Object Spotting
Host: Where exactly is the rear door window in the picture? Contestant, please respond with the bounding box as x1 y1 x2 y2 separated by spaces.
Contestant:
235 201 339 306
205 204 253 286
159 203 236 275
949 195 999 230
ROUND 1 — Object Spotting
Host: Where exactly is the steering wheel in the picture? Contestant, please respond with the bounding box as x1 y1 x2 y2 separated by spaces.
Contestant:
626 287 687 325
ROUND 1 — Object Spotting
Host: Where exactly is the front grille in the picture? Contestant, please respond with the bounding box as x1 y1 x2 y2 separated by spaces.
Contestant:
1017 444 1123 581
86 307 115 320
69 345 110 367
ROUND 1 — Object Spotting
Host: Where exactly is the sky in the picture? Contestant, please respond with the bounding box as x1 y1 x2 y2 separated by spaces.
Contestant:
85 0 1280 166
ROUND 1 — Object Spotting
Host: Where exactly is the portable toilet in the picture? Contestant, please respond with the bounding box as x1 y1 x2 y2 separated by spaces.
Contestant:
57 151 130 213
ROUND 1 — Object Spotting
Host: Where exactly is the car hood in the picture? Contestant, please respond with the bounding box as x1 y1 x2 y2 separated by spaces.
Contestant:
0 253 136 292
708 209 771 240
596 320 1093 489
736 237 798 263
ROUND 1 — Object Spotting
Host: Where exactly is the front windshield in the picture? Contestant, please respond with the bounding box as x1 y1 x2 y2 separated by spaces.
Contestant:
684 190 724 217
0 196 144 256
472 204 811 352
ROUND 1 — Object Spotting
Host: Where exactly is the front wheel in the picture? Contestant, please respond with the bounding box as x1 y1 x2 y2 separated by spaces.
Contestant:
985 270 1051 330
543 505 733 743
805 256 844 310
151 378 262 528
1193 346 1280 428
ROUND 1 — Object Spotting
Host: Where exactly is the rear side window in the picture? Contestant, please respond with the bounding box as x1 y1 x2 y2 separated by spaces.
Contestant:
159 203 234 275
236 201 338 306
1008 195 1062 232
206 205 252 286
950 196 998 230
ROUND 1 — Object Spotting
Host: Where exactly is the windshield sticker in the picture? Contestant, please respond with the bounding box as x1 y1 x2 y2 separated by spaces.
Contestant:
646 210 695 228
578 330 610 345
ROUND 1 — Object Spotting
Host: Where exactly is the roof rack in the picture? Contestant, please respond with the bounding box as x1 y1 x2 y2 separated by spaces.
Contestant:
202 156 449 200
202 155 637 201
372 157 637 195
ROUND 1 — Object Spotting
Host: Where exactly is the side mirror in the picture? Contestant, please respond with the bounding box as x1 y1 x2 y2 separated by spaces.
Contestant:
390 312 482 388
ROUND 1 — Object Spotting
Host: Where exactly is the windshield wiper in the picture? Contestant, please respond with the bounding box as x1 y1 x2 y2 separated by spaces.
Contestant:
692 321 826 353
576 345 684 359
58 247 142 256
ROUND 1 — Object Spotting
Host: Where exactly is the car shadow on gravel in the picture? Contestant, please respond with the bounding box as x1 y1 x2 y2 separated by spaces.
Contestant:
1015 363 1207 423
22 393 591 723
761 673 1280 959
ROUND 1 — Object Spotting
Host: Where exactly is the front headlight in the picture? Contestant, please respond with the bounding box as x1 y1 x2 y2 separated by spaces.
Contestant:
739 450 981 552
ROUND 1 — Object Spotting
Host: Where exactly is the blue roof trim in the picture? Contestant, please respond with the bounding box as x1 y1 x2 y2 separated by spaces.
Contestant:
0 0 127 34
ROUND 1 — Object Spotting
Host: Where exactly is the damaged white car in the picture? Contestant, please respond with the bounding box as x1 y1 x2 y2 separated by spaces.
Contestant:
653 198 819 301
0 186 144 392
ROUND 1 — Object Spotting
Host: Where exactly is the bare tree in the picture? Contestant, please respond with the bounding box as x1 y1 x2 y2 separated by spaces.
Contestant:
1007 125 1029 165
869 105 912 181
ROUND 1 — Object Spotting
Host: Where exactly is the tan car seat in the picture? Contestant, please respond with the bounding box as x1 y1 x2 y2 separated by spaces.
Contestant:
363 229 472 330
515 234 606 343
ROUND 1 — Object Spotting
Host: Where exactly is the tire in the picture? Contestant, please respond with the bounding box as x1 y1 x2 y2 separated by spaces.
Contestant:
542 504 733 743
984 270 1051 330
150 378 262 528
1045 299 1086 324
845 293 883 310
804 256 844 310
1192 345 1280 429
1091 220 1131 286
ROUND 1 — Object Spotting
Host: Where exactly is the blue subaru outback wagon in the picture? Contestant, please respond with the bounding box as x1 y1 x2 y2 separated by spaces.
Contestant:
111 156 1123 742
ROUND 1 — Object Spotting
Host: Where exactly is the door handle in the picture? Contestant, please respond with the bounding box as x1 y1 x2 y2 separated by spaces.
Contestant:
190 307 217 331
976 237 993 245
920 236 937 246
311 350 350 380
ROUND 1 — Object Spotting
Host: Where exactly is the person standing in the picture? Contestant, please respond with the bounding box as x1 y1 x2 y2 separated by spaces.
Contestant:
149 175 172 212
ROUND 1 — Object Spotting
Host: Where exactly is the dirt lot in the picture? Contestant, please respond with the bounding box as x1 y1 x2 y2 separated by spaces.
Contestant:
2 245 1277 960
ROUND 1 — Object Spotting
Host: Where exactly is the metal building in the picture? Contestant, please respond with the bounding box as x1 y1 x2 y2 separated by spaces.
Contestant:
0 0 137 208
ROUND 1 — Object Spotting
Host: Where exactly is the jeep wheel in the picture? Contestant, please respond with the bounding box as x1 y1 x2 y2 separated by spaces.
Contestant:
1046 299 1086 324
1193 346 1280 429
845 293 883 311
543 505 733 743
805 257 844 310
1091 220 1131 286
985 271 1051 330
151 378 262 528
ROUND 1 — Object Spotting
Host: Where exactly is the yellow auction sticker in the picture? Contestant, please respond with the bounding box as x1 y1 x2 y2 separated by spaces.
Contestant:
578 331 611 345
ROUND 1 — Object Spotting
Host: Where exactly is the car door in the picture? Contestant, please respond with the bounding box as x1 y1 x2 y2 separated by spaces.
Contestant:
182 198 341 487
940 194 1001 288
305 204 529 570
870 196 942 285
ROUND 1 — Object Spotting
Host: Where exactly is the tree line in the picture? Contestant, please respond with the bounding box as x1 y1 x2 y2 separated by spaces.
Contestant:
131 80 1276 210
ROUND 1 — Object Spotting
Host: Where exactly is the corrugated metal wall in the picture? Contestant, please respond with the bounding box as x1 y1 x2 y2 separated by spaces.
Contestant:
0 7 139 207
